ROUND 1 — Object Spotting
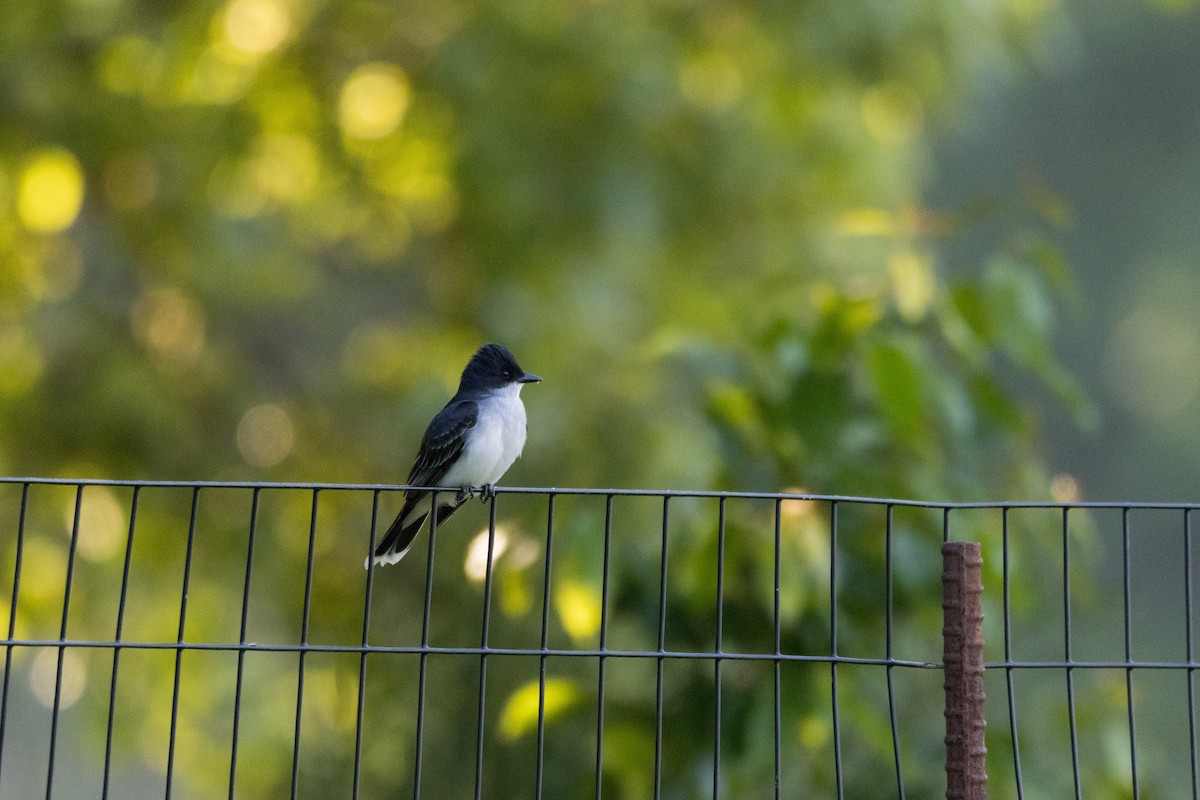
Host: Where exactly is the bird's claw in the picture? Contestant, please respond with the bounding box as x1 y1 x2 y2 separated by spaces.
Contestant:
455 484 496 504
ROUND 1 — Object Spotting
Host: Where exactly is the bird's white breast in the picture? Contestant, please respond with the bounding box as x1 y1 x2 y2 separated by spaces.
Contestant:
442 383 528 489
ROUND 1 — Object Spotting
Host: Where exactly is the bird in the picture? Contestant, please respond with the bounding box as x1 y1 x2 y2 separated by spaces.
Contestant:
367 343 542 568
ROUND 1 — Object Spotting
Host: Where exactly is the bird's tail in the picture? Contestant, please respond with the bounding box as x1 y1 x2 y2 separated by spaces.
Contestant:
367 511 428 568
365 502 463 568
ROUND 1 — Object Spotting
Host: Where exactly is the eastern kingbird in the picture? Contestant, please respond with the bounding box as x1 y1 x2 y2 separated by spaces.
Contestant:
367 343 542 568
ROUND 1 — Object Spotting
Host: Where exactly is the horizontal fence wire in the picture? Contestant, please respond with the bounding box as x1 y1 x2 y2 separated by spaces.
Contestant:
0 480 1199 798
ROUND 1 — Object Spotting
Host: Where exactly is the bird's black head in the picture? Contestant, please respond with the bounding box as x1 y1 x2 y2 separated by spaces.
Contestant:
458 343 542 393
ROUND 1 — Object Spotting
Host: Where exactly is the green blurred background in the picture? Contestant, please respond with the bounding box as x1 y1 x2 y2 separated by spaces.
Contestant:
1 0 1198 796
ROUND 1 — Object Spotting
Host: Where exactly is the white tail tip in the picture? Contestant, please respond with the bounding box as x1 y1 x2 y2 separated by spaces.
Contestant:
364 548 409 569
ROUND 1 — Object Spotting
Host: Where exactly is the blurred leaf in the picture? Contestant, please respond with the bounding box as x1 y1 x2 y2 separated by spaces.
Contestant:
1028 239 1079 306
949 283 994 345
985 254 1055 366
498 678 581 742
867 341 926 443
969 372 1027 433
888 249 937 322
554 577 602 642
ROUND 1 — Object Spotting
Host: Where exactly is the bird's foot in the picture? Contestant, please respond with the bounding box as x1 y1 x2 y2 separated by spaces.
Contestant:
454 485 496 504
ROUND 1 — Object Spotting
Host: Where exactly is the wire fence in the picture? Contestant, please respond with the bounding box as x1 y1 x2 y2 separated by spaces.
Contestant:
1 478 1198 798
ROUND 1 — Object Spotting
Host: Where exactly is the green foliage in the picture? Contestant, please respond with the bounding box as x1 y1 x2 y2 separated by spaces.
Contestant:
0 0 1122 797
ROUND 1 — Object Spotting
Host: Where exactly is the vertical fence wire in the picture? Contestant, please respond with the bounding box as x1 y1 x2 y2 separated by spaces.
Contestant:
473 494 499 800
829 500 844 800
653 496 670 800
1122 507 1140 800
165 487 201 798
102 485 140 799
1063 507 1083 800
1186 508 1199 800
0 484 29 791
535 493 555 800
594 494 614 800
772 498 782 800
1001 507 1025 800
885 503 906 800
352 489 380 800
411 491 441 800
45 484 83 800
290 489 320 799
228 488 260 800
712 497 726 800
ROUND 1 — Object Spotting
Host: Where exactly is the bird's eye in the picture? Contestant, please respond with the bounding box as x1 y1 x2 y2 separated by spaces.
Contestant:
502 369 512 379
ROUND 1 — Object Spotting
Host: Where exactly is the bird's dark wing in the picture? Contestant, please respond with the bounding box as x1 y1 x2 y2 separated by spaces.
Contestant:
406 398 478 488
395 398 478 515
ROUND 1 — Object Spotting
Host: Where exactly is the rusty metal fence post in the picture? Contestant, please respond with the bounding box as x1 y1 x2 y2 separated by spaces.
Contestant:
942 541 986 800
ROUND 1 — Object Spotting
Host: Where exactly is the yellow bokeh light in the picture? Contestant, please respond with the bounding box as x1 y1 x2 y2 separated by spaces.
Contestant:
504 534 540 572
14 537 66 607
130 286 207 366
498 678 580 741
368 139 458 232
837 208 896 237
861 82 923 146
222 0 291 56
236 403 296 467
30 648 87 709
1050 473 1081 503
780 487 818 520
17 149 86 233
464 525 510 582
799 714 830 748
553 579 601 642
190 45 258 104
888 249 936 322
338 63 411 140
65 486 127 562
248 133 320 202
305 665 358 733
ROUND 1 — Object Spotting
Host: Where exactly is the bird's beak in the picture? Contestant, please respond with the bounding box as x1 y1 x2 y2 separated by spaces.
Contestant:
519 372 543 384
